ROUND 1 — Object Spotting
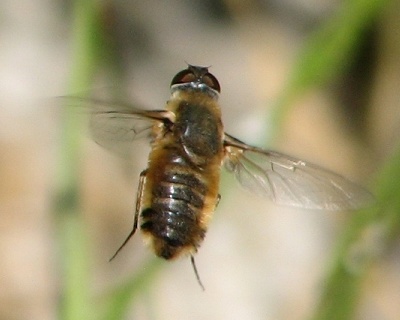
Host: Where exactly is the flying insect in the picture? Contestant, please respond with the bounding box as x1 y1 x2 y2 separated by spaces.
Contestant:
82 65 372 287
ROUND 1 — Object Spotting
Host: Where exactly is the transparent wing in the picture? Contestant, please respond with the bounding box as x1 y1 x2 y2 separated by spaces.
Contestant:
223 134 373 210
67 97 174 157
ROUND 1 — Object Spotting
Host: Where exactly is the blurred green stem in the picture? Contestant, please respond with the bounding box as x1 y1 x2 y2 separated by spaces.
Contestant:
311 144 400 319
57 1 103 320
268 0 391 140
100 258 163 320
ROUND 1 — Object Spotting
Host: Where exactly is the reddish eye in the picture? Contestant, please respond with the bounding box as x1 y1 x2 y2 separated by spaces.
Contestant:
171 69 195 86
203 73 220 93
170 66 221 93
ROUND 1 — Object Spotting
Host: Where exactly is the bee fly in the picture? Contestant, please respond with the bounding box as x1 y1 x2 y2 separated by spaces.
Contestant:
81 65 372 289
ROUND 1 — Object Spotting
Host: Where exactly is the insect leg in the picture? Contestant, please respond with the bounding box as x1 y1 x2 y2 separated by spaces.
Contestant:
190 255 205 291
109 169 147 261
216 194 221 208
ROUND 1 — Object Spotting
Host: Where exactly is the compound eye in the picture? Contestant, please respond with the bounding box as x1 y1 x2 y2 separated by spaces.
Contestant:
170 66 221 93
202 73 220 93
170 69 196 86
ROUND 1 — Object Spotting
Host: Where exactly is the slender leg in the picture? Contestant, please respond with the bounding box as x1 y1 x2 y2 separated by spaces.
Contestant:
109 170 147 261
189 195 219 289
190 255 205 291
216 194 221 207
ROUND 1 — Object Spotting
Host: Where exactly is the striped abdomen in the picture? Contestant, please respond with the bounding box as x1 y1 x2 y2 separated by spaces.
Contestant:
140 146 221 259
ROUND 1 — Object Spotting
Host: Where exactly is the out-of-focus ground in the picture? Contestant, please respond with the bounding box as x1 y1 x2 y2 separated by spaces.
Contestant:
1 0 400 319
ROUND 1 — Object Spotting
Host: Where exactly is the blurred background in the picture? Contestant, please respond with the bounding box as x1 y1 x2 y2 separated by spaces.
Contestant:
1 0 400 319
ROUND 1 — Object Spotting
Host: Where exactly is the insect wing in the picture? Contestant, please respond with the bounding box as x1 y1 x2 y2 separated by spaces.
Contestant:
90 103 152 156
69 98 172 157
223 134 373 210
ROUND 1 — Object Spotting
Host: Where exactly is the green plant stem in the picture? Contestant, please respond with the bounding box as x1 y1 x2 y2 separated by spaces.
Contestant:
268 0 391 140
57 1 104 320
101 258 164 320
311 145 400 320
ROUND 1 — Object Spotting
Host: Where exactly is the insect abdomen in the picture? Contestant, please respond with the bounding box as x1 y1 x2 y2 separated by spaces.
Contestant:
141 159 211 259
